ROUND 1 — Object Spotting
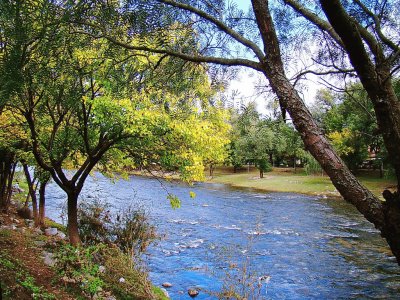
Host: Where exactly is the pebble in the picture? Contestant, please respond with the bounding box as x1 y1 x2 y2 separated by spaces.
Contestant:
188 288 199 298
45 227 58 236
57 232 66 239
162 282 173 288
42 251 56 267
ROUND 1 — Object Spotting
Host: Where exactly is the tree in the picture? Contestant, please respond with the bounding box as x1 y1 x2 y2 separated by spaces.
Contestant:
0 110 26 211
229 103 283 178
1 0 230 245
85 0 400 263
314 86 385 172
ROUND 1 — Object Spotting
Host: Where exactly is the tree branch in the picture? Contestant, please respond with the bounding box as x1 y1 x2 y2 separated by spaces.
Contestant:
283 0 344 47
353 0 399 53
98 33 263 72
157 0 265 61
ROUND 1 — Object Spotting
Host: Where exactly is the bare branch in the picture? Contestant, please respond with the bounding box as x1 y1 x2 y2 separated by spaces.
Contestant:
157 0 265 60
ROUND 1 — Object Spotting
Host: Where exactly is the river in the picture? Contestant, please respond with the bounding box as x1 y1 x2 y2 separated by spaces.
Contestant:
45 174 400 299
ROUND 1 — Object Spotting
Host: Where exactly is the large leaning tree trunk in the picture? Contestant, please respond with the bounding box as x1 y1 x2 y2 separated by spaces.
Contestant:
251 0 390 255
317 0 400 266
284 0 400 191
282 0 400 265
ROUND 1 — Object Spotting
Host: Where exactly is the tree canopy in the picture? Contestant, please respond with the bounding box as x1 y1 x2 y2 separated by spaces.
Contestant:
0 0 230 244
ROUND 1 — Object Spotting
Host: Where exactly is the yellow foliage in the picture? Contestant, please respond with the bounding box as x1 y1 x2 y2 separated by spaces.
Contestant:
327 128 354 156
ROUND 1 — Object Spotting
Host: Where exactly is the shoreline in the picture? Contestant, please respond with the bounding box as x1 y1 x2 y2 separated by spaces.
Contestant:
126 167 394 200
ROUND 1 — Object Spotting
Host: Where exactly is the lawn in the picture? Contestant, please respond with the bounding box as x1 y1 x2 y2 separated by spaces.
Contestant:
208 167 396 199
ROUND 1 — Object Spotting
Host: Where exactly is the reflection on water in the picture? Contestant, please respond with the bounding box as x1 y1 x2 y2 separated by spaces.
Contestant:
45 174 400 299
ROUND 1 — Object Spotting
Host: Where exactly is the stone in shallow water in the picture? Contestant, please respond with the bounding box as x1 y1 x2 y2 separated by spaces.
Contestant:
162 282 172 288
188 288 199 298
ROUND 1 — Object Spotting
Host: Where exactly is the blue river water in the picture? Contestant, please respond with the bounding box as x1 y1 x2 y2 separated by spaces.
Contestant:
45 174 400 299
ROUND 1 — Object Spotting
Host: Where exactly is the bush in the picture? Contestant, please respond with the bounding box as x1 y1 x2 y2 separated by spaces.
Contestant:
55 244 105 298
78 198 158 258
78 199 112 245
113 207 158 261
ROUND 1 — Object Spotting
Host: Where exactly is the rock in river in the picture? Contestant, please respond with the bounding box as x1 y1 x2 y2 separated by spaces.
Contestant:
188 288 199 298
162 282 173 288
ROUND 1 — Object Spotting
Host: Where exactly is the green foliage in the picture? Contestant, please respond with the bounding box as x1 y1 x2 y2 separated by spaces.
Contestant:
257 158 272 173
19 275 56 300
55 244 105 297
311 86 384 171
0 0 230 243
167 194 181 209
55 243 158 299
228 103 305 175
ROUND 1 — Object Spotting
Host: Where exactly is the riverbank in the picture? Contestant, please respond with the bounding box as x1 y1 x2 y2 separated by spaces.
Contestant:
0 204 169 300
207 167 396 199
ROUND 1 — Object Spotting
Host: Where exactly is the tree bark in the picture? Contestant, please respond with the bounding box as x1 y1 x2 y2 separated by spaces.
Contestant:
317 0 400 265
0 150 16 212
38 179 48 227
22 163 39 225
209 164 214 177
67 192 81 246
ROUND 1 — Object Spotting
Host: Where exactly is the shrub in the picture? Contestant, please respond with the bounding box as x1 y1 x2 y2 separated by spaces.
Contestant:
78 198 158 258
78 199 112 245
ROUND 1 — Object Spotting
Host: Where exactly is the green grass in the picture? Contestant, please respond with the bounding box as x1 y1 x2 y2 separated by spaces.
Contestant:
209 167 396 199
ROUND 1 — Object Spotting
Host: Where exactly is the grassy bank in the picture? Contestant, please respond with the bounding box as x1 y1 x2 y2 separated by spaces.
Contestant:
0 200 168 300
207 167 396 199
